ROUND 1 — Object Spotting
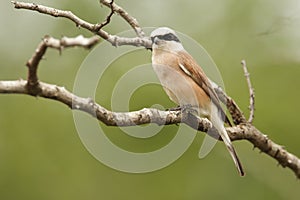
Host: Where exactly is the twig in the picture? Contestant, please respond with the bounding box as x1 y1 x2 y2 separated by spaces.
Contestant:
95 0 115 31
241 60 255 123
45 35 100 50
100 0 145 37
24 35 100 95
11 1 151 48
214 86 247 125
25 39 47 93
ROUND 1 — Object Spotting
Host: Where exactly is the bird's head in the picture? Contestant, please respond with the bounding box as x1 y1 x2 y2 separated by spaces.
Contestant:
150 27 183 51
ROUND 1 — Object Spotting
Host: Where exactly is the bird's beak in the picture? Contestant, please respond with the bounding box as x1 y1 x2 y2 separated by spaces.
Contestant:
151 36 155 44
151 36 160 45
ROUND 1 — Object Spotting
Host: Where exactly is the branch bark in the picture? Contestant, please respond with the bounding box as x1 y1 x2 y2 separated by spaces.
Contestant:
241 60 255 123
0 79 212 132
4 0 300 178
1 79 299 178
100 0 145 37
11 1 152 48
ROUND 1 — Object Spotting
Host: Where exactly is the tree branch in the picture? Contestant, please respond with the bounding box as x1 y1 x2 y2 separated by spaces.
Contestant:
45 35 100 50
23 35 100 95
95 0 115 31
0 79 212 132
1 79 299 178
227 125 300 178
100 0 145 37
11 1 151 48
5 0 300 178
241 60 255 123
214 86 247 125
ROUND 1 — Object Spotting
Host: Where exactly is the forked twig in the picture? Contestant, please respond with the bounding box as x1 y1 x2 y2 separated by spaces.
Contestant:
100 0 145 37
11 1 151 48
95 0 115 31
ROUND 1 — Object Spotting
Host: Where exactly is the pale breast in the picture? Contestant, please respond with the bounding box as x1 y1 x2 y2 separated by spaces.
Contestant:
152 49 212 115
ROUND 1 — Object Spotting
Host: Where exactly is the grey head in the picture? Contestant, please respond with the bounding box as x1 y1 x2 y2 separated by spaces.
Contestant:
150 27 181 44
150 27 183 50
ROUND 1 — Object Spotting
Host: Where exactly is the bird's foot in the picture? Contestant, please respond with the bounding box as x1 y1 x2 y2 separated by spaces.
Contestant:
166 104 199 115
166 105 181 111
181 104 199 115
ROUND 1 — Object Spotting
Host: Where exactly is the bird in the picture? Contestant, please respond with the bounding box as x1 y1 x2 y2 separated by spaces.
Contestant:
150 27 244 176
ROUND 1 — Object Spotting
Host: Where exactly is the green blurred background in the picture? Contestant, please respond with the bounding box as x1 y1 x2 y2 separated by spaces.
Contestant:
1 0 300 199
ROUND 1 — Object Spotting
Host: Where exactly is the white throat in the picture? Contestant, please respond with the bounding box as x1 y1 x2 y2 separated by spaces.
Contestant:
153 40 184 53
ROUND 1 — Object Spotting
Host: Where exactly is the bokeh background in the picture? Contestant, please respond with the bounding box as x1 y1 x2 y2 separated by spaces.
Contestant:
1 0 300 199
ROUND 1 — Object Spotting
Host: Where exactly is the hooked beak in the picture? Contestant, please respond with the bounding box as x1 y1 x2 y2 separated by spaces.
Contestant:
151 36 159 45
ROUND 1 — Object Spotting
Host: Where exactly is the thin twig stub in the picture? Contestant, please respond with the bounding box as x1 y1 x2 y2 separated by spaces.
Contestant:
241 60 255 123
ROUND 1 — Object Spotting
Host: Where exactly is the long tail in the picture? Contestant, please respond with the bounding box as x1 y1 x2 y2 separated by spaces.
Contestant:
211 106 245 176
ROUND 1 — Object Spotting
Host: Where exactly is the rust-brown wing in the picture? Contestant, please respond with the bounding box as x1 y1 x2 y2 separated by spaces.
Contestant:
178 51 232 126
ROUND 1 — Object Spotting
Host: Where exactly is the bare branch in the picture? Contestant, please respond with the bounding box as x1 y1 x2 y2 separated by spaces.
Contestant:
227 125 300 178
214 86 247 125
0 79 212 132
24 35 101 95
241 60 255 123
25 39 47 92
11 1 152 48
45 35 100 50
0 79 299 178
95 0 115 31
100 0 145 37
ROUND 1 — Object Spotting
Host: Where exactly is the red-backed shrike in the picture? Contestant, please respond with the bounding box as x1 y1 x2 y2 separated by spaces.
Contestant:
150 27 244 176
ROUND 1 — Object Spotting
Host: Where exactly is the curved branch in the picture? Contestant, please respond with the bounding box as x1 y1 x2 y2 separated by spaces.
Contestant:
0 79 212 132
24 35 100 95
95 0 115 31
100 0 145 37
11 1 152 48
0 79 299 178
228 125 300 179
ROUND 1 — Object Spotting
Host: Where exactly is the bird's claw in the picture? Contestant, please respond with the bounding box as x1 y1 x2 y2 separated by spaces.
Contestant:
166 105 181 111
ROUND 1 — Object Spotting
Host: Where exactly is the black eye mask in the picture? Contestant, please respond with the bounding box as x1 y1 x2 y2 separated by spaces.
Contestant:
151 33 180 43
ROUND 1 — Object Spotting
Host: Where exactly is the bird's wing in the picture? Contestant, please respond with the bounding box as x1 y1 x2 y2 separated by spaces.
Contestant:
178 51 232 126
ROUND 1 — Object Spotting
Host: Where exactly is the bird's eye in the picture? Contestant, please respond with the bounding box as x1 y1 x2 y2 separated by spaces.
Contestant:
163 34 172 40
160 33 180 42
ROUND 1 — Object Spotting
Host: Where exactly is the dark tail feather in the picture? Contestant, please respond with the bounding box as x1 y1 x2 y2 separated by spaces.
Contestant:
226 144 245 176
